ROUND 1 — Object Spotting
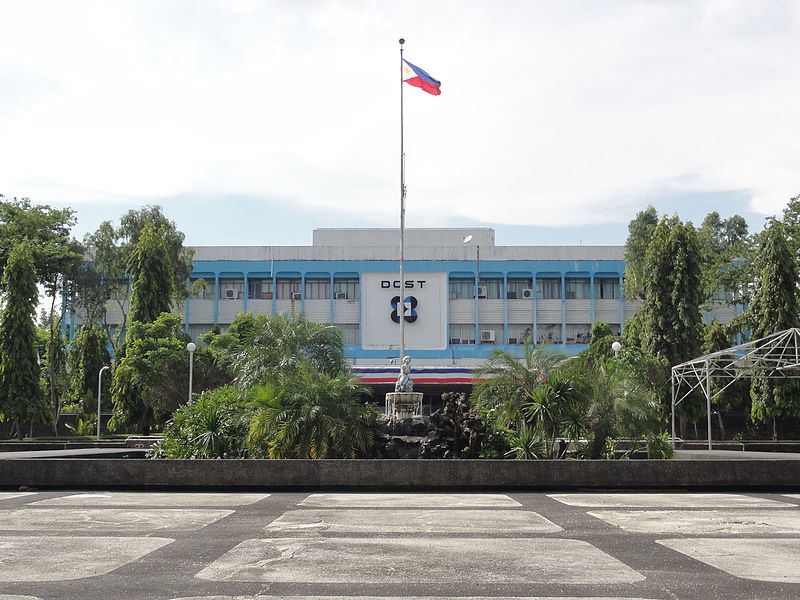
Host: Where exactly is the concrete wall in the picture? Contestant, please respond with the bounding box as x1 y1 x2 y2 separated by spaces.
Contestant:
1 459 798 490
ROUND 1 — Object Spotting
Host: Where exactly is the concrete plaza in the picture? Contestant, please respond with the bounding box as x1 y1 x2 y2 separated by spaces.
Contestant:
0 490 799 599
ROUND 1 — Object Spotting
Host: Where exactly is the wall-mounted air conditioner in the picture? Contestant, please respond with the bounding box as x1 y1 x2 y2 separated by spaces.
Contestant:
522 288 534 299
334 291 347 300
480 329 495 342
291 292 302 300
224 289 236 299
477 286 487 298
450 338 461 345
508 337 518 345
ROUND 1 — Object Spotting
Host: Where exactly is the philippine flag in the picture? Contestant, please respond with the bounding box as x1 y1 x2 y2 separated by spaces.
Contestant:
402 59 442 96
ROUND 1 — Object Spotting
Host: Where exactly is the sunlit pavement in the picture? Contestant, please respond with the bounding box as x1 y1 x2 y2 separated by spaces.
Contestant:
1 490 800 599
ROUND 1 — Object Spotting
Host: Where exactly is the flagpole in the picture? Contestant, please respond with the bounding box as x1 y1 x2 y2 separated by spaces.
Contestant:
399 37 406 363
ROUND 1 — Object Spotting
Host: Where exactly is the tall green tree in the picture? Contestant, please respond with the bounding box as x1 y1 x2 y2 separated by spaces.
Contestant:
110 313 223 435
642 217 703 366
0 240 43 439
701 320 748 440
0 195 82 294
128 222 175 325
748 219 800 439
698 211 752 310
67 323 111 416
623 205 659 300
79 206 193 351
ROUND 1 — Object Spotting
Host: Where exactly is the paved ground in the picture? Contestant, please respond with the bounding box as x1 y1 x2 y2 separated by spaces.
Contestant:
1 490 800 599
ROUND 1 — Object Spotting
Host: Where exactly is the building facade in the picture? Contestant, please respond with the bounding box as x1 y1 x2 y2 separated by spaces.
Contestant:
72 227 739 383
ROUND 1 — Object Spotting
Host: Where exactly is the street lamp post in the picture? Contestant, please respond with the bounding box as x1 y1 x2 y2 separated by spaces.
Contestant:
97 365 110 441
186 342 196 404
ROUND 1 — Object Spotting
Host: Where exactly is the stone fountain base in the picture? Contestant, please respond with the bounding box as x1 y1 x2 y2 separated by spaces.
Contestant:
385 391 423 420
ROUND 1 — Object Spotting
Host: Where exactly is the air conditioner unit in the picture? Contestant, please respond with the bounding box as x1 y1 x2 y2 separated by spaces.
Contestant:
450 338 462 345
334 291 347 300
477 286 488 298
508 337 518 345
521 288 534 299
291 292 302 300
480 329 495 342
224 289 236 299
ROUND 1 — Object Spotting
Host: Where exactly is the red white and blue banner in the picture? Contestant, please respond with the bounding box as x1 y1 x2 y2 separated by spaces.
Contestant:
402 59 442 96
353 366 476 386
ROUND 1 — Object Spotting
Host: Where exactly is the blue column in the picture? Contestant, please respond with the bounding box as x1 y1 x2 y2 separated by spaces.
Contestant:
532 273 537 346
590 273 596 326
300 273 306 314
474 271 479 345
618 274 625 335
329 273 335 324
502 273 508 345
243 273 249 312
213 274 220 325
271 272 277 315
560 273 566 345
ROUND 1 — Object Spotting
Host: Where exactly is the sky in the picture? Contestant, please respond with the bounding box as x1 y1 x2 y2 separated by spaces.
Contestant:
1 0 799 247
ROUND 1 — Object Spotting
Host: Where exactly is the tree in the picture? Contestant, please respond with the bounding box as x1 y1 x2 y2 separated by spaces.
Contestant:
623 205 659 300
698 211 752 310
110 313 222 435
40 314 69 434
247 365 376 459
642 218 703 366
472 341 565 430
0 240 43 439
0 195 82 294
701 320 748 440
67 323 111 416
79 206 193 351
128 221 175 324
227 313 347 388
748 219 800 439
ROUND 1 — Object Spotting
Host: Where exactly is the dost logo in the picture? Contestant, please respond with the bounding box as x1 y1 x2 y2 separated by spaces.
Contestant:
390 296 418 323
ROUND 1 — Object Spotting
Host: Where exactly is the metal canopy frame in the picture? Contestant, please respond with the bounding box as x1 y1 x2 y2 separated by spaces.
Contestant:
671 328 800 450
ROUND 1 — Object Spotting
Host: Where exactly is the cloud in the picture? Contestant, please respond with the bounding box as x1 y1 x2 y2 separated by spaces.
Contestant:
0 0 798 230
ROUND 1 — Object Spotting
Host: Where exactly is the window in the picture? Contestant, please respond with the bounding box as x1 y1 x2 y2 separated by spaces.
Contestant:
219 279 244 300
276 278 301 299
448 279 474 300
449 324 475 345
337 324 360 345
566 324 591 344
507 278 532 299
536 278 561 299
595 278 620 300
508 324 533 345
565 279 590 300
333 278 359 300
479 278 502 299
190 279 215 300
248 279 273 300
537 323 562 344
305 279 330 300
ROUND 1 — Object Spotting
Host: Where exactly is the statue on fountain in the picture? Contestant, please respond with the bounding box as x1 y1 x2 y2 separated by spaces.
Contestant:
395 356 414 392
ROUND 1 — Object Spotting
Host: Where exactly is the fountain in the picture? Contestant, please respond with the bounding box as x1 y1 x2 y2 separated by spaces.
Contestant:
385 356 423 420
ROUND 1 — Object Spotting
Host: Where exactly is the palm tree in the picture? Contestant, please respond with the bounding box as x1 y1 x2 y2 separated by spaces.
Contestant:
472 341 564 429
231 313 347 388
247 363 377 459
523 370 586 457
581 362 663 458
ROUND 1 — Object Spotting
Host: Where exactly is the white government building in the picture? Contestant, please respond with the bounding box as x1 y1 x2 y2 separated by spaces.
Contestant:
69 228 739 388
